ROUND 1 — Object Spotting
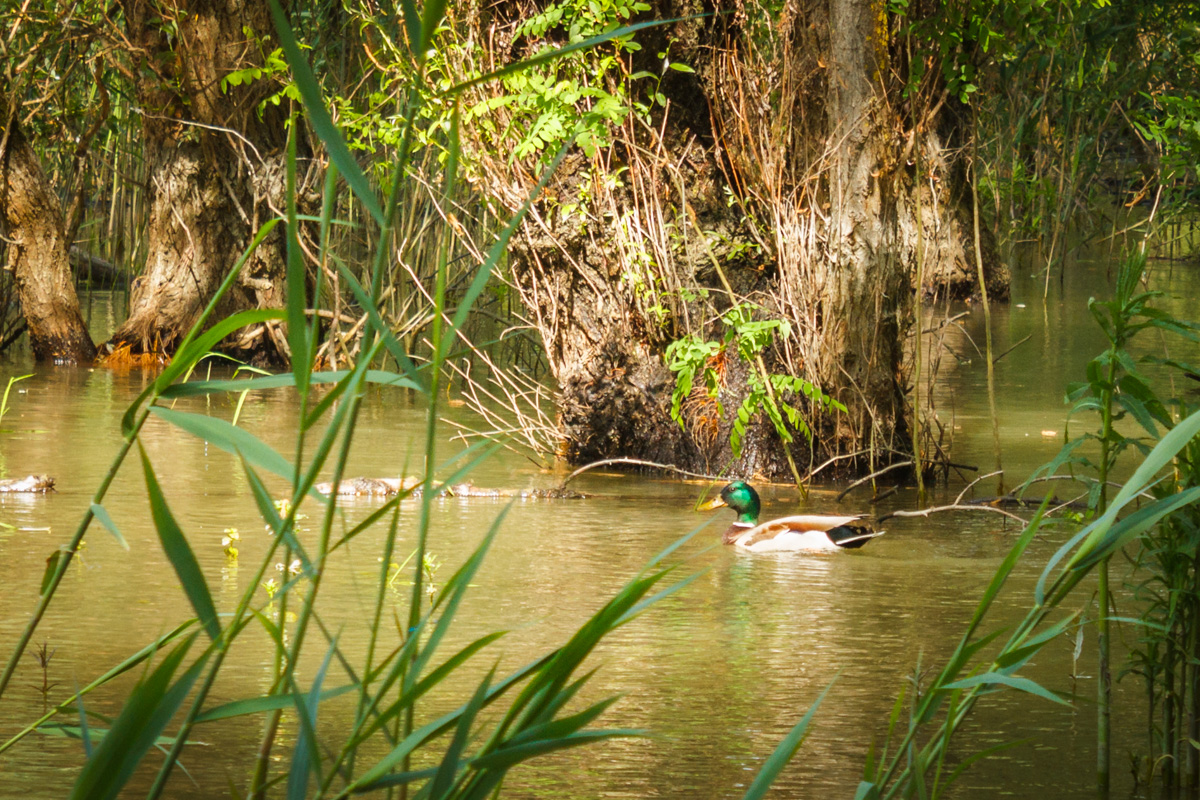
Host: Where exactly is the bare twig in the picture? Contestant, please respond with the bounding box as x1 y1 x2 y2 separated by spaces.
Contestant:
836 460 914 503
559 458 726 489
879 504 1030 526
955 469 1004 506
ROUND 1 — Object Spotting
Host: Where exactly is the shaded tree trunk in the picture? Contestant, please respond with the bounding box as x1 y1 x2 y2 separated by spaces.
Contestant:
470 0 1008 478
107 0 296 362
0 111 96 363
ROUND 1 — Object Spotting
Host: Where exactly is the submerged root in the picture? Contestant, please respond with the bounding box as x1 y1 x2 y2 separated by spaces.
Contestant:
98 342 170 369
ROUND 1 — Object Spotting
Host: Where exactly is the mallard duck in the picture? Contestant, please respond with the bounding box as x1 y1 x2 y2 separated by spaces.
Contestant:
699 481 883 552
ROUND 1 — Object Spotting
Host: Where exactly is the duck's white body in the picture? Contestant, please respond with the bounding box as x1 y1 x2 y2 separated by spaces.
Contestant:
724 515 884 553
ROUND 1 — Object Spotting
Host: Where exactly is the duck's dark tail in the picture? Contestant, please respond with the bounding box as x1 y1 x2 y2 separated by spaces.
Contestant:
828 526 885 549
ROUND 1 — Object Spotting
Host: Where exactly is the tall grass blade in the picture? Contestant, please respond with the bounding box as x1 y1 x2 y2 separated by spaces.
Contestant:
741 678 835 800
68 636 204 800
429 667 494 797
40 551 61 595
284 120 311 395
197 686 356 723
140 447 220 641
88 504 128 550
398 0 422 60
418 0 447 57
240 457 313 569
150 407 297 488
286 635 338 800
1070 485 1200 570
160 369 421 398
267 0 384 225
940 672 1068 705
1068 407 1200 566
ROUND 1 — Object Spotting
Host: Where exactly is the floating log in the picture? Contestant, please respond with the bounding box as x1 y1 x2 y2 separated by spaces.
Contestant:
0 475 55 493
314 477 591 500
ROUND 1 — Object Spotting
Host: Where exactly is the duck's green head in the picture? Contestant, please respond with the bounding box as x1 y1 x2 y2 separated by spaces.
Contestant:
698 481 761 524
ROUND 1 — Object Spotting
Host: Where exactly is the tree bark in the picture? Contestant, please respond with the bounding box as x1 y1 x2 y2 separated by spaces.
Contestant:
468 0 1008 478
106 0 295 362
0 112 96 363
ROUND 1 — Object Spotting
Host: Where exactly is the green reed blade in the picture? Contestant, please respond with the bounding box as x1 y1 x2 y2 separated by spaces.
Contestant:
240 457 313 571
196 685 356 724
150 407 296 491
398 0 422 60
88 504 127 550
286 635 338 800
267 0 384 226
468 729 643 774
429 666 494 798
1071 485 1200 571
741 678 835 800
417 0 447 60
1068 407 1200 566
161 370 421 398
940 672 1068 705
39 552 61 595
140 447 220 641
68 636 203 800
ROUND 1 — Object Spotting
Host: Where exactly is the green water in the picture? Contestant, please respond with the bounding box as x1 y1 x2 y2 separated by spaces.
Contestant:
0 253 1198 798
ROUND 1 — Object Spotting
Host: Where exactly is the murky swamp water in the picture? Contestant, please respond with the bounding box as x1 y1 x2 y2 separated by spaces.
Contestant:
0 253 1198 798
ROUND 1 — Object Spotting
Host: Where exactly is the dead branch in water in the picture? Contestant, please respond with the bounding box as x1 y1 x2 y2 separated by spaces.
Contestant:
559 458 727 489
879 503 1030 526
836 461 914 502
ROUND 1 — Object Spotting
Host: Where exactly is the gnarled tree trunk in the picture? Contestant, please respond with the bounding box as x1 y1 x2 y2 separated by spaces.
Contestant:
0 112 96 363
469 0 1008 478
107 0 295 362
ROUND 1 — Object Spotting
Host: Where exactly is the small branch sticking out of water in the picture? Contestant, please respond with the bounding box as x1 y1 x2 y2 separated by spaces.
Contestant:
878 503 1030 526
992 334 1033 365
955 469 1004 506
836 461 914 503
558 458 727 490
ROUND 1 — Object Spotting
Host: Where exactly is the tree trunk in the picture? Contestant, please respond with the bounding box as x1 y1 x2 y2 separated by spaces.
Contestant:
106 0 295 362
0 112 96 363
807 0 912 457
467 1 1007 478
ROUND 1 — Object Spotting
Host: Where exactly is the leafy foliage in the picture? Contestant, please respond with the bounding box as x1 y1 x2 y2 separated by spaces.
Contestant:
665 303 844 457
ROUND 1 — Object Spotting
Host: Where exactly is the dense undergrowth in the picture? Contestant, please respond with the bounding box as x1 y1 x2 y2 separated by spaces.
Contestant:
2 3 1200 798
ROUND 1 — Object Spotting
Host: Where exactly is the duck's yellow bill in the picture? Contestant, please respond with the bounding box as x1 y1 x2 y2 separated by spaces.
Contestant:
697 496 727 511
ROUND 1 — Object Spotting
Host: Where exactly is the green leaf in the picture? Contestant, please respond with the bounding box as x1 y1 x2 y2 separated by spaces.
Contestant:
286 636 338 800
1068 407 1200 567
41 551 61 595
196 685 356 723
161 369 421 398
69 636 206 800
284 121 310 394
742 679 836 799
418 0 448 58
1070 486 1200 571
267 0 385 226
139 448 220 641
150 407 295 486
940 672 1068 705
89 504 128 550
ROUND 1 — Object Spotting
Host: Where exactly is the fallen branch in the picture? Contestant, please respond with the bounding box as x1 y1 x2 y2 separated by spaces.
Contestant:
878 503 1029 526
993 334 1033 365
559 458 726 489
836 461 914 503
